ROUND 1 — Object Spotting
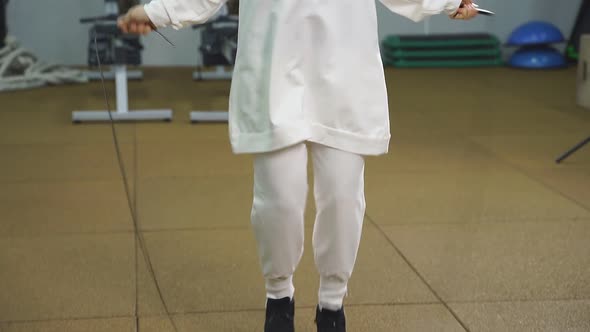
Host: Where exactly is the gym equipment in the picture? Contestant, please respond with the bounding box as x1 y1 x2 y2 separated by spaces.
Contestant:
382 34 503 68
505 21 567 70
84 0 143 81
72 15 173 122
192 13 237 80
507 21 565 46
191 6 238 123
86 24 142 66
508 46 566 69
567 0 590 62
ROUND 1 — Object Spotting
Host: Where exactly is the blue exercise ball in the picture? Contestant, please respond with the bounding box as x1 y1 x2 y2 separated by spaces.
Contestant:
509 46 566 69
507 21 565 46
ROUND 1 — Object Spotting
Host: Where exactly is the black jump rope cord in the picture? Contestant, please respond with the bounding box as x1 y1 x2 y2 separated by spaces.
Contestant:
93 33 178 332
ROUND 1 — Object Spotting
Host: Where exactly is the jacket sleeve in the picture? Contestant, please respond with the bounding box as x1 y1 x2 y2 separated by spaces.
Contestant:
379 0 462 22
144 0 228 29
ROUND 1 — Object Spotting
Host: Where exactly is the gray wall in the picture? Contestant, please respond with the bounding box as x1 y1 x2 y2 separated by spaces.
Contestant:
6 0 582 66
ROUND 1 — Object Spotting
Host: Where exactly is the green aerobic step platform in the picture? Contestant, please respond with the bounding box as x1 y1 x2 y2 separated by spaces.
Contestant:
383 58 504 68
382 33 500 49
381 33 502 68
387 48 501 59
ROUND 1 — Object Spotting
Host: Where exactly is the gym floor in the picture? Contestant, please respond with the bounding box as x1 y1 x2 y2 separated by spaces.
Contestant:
0 67 589 331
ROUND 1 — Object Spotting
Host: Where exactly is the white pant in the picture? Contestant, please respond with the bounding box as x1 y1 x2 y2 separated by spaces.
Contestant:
251 143 366 310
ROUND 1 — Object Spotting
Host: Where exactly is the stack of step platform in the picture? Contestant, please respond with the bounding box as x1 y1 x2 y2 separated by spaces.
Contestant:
382 33 503 68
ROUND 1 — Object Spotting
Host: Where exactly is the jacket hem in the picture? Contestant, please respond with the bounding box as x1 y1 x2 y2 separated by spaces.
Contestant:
231 123 390 156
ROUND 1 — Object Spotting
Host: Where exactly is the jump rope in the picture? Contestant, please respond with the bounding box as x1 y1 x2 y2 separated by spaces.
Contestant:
92 26 177 331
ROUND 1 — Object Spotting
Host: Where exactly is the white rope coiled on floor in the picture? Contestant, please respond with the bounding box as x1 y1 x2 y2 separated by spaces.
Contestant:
0 36 88 92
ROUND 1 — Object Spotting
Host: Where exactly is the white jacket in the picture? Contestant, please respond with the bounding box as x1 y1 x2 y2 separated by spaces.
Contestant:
145 0 461 155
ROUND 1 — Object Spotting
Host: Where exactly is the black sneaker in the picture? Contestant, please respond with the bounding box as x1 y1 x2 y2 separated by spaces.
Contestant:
315 306 346 332
264 297 295 332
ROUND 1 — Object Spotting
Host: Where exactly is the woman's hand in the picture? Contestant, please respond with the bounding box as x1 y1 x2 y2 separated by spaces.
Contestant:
450 0 478 20
117 5 154 35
